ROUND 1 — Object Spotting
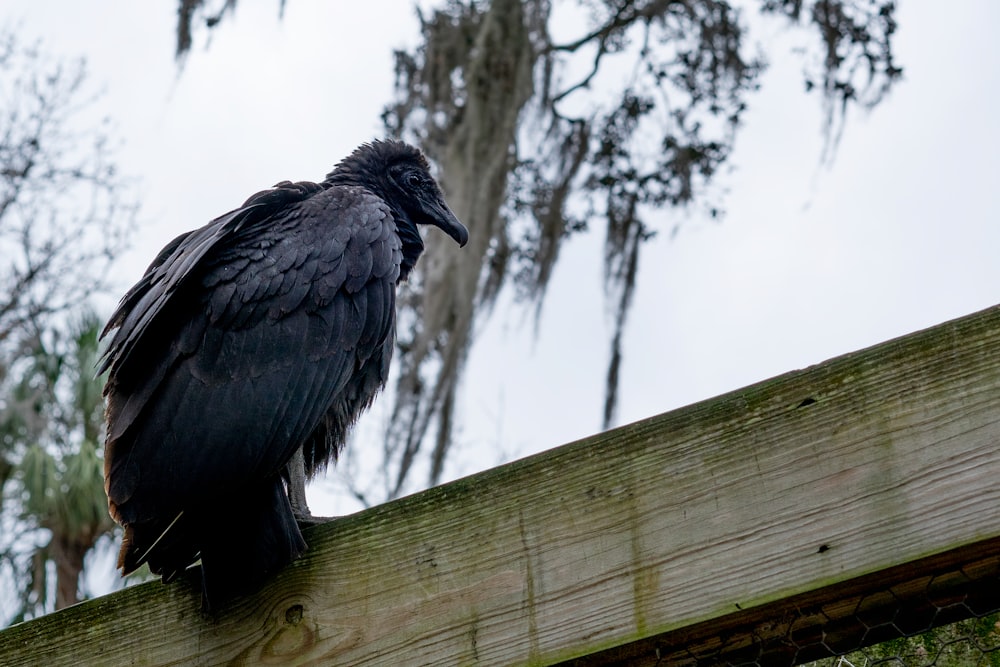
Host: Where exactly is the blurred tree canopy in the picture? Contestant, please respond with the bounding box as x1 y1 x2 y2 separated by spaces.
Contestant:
0 32 134 360
174 0 901 500
2 315 113 621
0 31 135 623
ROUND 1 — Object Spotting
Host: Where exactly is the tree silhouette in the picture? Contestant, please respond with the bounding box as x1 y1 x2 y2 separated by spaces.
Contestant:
0 31 135 622
174 0 901 500
380 0 901 498
0 32 134 358
2 315 115 619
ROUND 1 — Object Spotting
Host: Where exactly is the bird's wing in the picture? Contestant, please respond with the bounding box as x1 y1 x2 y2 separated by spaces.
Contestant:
99 185 317 456
99 181 324 377
103 184 401 519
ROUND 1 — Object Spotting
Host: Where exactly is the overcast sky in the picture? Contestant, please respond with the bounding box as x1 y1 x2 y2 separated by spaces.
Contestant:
5 1 1000 518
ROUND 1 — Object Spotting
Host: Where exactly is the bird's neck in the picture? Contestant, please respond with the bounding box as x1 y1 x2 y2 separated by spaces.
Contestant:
322 172 366 188
396 215 424 282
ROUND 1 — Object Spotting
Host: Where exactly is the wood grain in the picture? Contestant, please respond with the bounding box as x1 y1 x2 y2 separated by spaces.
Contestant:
3 304 1000 666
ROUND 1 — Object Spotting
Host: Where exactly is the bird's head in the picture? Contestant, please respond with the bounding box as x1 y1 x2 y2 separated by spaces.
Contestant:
327 140 468 249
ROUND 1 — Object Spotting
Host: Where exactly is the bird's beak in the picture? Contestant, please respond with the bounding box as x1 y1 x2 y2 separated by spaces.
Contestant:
424 197 469 247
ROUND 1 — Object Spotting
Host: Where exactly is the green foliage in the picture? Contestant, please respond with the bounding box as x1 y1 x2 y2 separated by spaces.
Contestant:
20 439 110 541
0 27 134 528
810 613 1000 666
1 314 115 622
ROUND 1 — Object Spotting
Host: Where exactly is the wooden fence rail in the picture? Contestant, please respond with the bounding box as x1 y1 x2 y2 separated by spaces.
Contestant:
3 304 1000 666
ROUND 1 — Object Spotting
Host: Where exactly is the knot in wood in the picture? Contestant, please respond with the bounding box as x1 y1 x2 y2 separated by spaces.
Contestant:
285 604 304 625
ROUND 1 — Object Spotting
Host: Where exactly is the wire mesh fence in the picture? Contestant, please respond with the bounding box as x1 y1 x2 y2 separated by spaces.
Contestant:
807 613 1000 666
598 543 1000 666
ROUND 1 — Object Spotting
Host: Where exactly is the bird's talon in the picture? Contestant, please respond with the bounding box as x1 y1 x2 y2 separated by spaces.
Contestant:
295 514 337 528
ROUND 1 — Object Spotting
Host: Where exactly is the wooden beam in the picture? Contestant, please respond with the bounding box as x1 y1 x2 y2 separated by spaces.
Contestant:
3 304 1000 666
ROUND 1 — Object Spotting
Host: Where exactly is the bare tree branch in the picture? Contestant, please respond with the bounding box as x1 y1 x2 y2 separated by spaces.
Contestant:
165 0 901 500
0 32 136 358
0 31 136 623
383 0 900 496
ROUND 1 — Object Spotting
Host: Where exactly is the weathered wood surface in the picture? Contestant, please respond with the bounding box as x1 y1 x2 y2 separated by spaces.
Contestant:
3 304 1000 666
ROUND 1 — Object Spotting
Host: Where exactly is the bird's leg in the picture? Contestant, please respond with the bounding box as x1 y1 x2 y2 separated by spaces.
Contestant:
286 447 337 527
286 447 312 520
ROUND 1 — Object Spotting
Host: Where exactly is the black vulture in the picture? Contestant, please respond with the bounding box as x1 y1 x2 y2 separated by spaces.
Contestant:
99 140 467 609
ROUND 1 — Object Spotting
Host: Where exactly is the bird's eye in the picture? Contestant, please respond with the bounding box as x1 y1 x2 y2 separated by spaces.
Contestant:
405 172 424 189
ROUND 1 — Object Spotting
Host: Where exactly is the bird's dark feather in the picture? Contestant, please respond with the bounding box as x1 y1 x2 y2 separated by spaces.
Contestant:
105 188 397 502
101 140 465 610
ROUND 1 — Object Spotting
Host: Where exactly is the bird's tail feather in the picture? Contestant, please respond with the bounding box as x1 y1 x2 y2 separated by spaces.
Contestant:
117 478 307 611
198 478 307 611
119 511 199 581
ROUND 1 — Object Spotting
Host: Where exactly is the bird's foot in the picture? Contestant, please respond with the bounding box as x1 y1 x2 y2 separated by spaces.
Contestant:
294 512 338 528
